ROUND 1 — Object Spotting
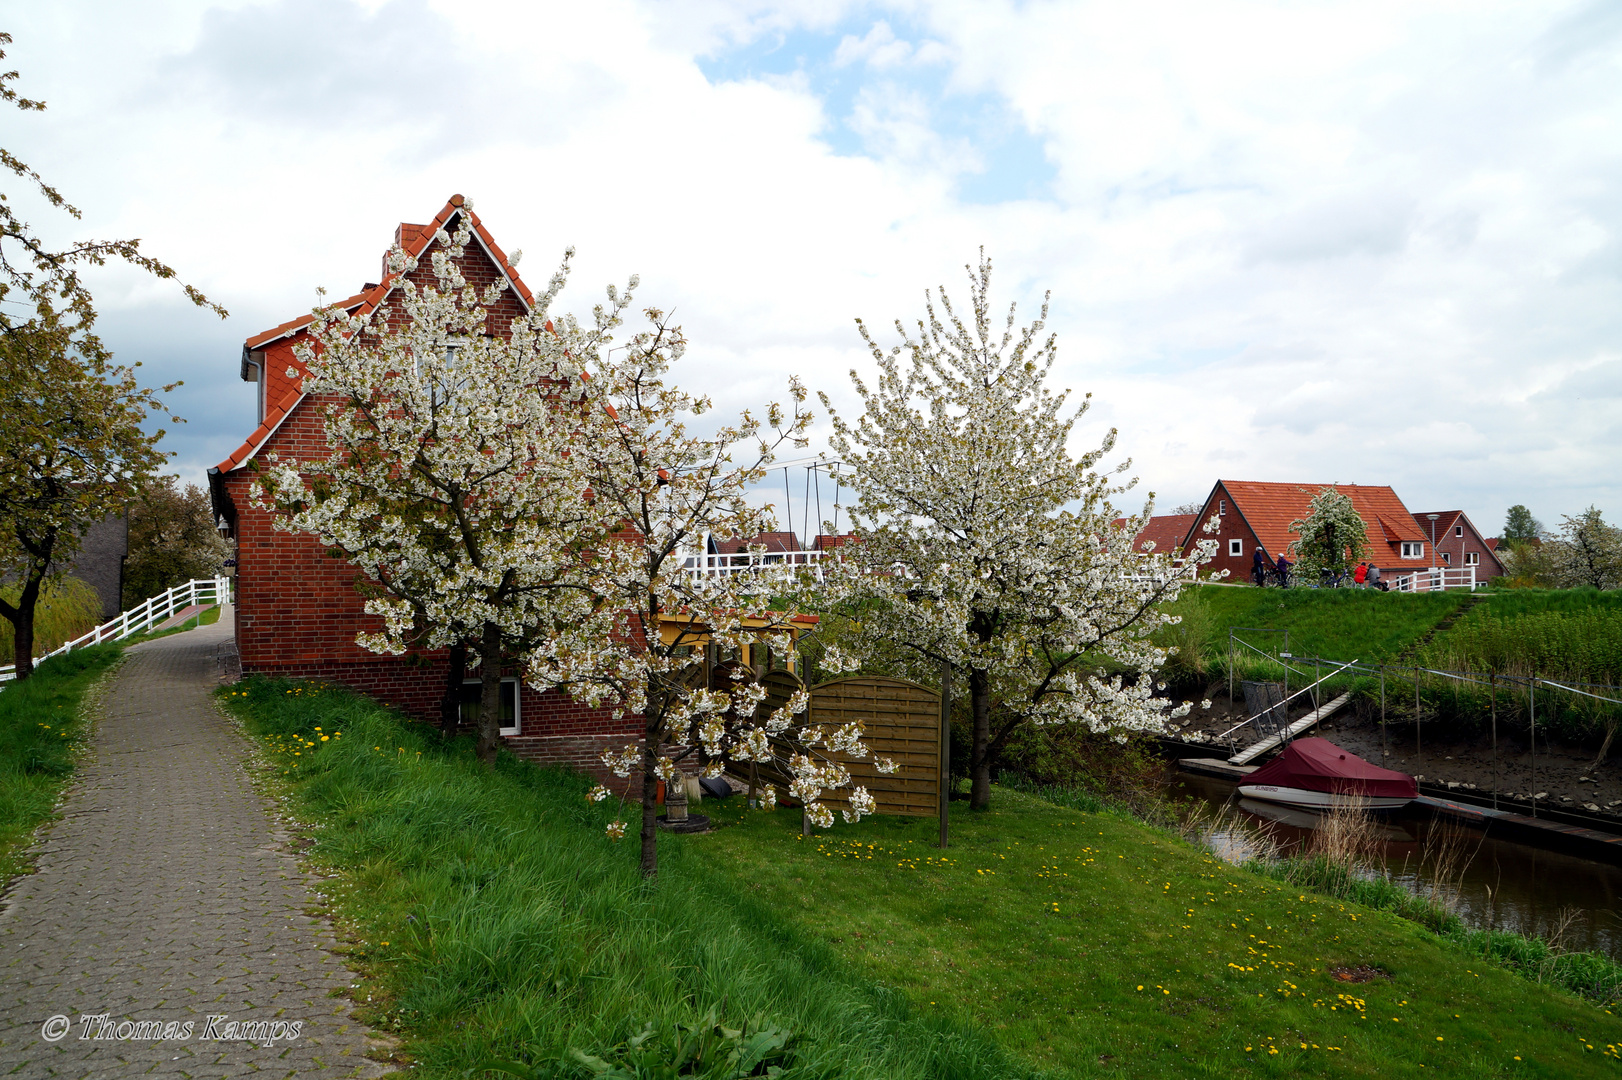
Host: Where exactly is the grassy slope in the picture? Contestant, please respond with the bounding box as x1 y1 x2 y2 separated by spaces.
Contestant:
220 678 1036 1080
696 791 1622 1079
1187 585 1471 665
0 644 123 882
223 678 1621 1079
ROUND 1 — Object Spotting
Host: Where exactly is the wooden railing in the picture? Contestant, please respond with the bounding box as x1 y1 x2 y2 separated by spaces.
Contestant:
0 576 233 684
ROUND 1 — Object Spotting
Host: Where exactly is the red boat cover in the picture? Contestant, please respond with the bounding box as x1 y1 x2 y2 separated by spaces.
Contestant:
1243 738 1417 799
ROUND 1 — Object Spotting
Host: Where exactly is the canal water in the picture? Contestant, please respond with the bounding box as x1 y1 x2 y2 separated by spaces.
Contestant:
1170 769 1622 964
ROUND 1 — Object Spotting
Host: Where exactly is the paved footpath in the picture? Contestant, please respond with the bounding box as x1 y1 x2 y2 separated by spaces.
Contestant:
0 614 389 1078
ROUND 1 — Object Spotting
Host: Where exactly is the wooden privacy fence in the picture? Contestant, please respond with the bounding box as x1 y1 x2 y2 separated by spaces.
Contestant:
750 674 943 818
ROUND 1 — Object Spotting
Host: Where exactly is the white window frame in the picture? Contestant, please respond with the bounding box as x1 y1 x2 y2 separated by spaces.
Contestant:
1441 551 1451 565
1455 524 1464 538
1229 538 1244 557
1464 551 1480 566
1401 541 1424 559
461 675 521 736
1218 499 1226 515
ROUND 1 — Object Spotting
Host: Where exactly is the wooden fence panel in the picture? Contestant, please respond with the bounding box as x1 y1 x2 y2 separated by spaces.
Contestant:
807 676 941 818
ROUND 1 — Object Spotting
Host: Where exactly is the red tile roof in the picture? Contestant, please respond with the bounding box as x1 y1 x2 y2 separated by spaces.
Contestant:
1130 513 1199 555
714 531 803 555
217 194 536 473
1209 480 1435 571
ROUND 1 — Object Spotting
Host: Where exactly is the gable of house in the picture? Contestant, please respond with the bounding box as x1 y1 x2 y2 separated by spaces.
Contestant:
206 196 639 784
1411 510 1505 579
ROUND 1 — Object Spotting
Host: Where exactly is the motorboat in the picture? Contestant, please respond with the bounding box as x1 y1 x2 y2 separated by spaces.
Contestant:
1237 737 1417 811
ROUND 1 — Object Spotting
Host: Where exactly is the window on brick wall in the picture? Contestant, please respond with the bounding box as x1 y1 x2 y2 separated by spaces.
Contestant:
1228 538 1244 557
460 676 520 735
1455 524 1464 537
1441 551 1451 565
1465 551 1480 566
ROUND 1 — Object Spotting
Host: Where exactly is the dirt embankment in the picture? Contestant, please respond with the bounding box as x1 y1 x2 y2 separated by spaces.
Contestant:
1166 691 1622 822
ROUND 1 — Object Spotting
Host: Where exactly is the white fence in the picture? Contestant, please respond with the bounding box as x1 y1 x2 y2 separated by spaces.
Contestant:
681 550 829 581
0 576 232 684
1391 566 1478 593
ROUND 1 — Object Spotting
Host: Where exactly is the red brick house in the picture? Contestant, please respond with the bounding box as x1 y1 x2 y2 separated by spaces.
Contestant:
1179 480 1440 583
207 195 637 773
1411 510 1504 581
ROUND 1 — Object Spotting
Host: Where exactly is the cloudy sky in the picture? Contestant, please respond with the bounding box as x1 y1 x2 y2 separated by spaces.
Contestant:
7 0 1620 538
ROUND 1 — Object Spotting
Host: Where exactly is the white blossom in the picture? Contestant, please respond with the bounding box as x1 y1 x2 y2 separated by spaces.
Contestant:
820 251 1215 809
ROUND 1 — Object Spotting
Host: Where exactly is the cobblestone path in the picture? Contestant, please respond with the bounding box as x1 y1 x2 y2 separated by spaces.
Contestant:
0 615 389 1078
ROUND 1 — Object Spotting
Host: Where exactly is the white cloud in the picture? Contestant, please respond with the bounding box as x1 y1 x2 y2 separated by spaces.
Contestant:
2 0 1618 540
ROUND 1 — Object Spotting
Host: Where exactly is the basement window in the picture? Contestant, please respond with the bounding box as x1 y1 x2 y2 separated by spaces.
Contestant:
460 676 520 736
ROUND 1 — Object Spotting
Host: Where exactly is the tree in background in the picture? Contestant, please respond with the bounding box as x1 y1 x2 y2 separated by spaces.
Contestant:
0 33 222 677
1502 504 1544 548
0 319 171 676
123 476 231 608
0 33 222 336
1547 507 1621 590
820 252 1214 811
1287 487 1369 583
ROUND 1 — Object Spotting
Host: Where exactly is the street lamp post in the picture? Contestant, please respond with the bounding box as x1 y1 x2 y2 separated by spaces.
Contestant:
1427 513 1439 591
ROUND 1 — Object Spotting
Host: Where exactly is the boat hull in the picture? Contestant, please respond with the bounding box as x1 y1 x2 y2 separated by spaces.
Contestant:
1237 784 1412 811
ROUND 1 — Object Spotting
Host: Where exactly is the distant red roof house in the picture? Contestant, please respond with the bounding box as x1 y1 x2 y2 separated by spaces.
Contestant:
207 196 635 778
1124 513 1200 556
1411 511 1504 581
711 531 802 556
1181 480 1440 584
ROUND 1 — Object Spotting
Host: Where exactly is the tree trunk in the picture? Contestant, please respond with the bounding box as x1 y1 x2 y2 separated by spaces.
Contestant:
439 642 467 737
639 707 662 879
474 622 503 766
0 574 44 681
969 665 992 810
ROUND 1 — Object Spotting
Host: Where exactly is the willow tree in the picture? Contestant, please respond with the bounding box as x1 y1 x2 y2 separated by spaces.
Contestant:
821 252 1215 810
1287 488 1369 582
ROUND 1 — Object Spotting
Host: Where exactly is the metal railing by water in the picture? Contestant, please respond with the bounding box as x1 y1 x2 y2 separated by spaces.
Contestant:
0 576 233 684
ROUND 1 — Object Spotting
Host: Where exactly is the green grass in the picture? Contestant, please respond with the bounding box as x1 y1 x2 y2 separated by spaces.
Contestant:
698 790 1622 1078
223 677 1622 1079
218 677 1037 1080
0 644 123 882
1418 592 1622 683
1187 585 1471 666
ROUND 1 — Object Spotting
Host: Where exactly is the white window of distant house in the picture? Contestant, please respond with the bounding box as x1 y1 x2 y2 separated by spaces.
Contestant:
460 676 520 736
1229 539 1244 557
1441 551 1451 565
1219 499 1226 515
1465 551 1480 566
1455 524 1464 538
1401 541 1424 559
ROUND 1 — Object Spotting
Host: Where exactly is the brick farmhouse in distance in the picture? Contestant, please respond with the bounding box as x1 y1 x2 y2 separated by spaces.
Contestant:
207 195 636 776
1130 480 1503 586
